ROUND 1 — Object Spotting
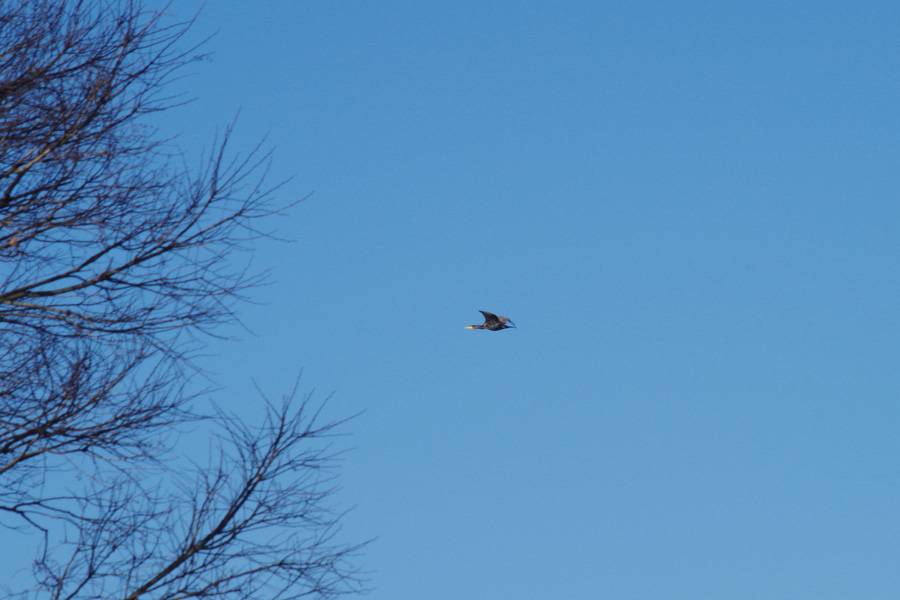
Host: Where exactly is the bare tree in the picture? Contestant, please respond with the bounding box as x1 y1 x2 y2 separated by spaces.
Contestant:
0 2 362 598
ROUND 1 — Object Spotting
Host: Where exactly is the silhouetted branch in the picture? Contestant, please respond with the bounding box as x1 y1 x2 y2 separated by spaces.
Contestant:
0 2 361 598
8 392 363 600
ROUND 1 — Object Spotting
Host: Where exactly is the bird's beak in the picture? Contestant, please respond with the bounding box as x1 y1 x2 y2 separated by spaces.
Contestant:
465 326 474 329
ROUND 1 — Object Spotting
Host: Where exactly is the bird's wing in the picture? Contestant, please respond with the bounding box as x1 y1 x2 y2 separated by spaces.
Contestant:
479 310 500 324
496 314 511 324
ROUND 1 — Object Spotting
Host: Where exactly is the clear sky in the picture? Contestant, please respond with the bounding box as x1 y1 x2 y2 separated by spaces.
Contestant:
156 2 900 598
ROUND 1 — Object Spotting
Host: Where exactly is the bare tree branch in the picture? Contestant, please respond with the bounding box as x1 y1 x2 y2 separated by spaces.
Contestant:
0 2 363 598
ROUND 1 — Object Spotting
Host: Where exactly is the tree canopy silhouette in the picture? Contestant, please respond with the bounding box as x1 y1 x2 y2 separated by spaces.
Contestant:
0 2 362 598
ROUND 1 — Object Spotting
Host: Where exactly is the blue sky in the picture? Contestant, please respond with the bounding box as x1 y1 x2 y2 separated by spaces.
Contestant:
156 2 900 598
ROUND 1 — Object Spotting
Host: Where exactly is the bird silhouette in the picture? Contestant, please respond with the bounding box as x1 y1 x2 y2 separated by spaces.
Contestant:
466 310 516 331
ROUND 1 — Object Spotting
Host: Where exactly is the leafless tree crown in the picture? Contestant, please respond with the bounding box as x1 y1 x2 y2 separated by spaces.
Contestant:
0 2 362 598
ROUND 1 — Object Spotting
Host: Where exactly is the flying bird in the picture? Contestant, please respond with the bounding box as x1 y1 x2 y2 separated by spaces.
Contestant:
466 310 516 331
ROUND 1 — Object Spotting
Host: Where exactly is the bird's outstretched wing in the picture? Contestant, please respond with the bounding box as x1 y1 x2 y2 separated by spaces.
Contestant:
479 310 500 324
